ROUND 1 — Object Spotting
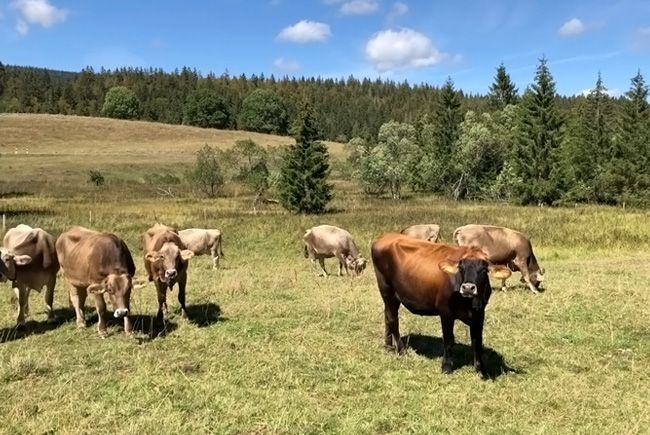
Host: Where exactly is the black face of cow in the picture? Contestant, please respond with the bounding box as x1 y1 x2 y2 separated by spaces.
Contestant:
440 258 492 309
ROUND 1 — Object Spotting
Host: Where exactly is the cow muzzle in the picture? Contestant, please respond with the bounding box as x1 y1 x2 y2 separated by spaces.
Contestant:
459 283 478 298
114 308 129 318
165 269 177 281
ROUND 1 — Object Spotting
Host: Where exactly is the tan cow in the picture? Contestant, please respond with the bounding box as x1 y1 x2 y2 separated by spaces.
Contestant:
303 225 367 277
56 226 137 337
1 224 59 326
144 223 194 320
400 224 441 242
454 224 544 294
178 228 224 269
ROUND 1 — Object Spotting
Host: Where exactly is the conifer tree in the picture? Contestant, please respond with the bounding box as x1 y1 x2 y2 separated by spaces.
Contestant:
512 57 564 205
278 103 333 214
488 63 519 109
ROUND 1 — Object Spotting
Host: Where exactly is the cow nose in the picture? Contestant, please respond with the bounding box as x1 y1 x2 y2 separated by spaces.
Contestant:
165 269 177 280
114 308 129 318
460 283 478 296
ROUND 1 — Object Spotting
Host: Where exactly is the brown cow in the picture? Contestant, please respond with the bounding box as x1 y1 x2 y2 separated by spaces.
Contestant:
1 224 59 326
178 228 224 269
303 225 367 277
400 224 441 242
372 233 510 376
454 224 544 294
56 226 137 337
143 223 194 320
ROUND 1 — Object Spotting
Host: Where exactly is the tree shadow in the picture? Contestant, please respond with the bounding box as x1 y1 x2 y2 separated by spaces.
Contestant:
403 333 523 379
0 308 71 343
186 303 224 327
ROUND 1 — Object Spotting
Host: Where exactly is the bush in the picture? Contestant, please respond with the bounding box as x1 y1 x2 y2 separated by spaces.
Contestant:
101 86 140 119
88 170 105 186
183 89 230 129
187 144 224 197
238 89 288 134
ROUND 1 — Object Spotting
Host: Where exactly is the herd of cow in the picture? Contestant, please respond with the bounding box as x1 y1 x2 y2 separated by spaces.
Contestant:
0 220 544 376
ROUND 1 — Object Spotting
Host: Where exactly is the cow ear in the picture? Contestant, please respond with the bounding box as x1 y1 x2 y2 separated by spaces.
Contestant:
488 265 512 280
145 251 160 262
180 250 194 261
439 260 459 275
13 254 33 266
87 283 105 294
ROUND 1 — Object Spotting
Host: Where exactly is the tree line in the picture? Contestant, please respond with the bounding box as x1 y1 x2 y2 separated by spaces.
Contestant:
1 58 648 208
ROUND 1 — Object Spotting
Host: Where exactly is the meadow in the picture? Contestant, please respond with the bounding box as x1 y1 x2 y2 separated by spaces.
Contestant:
1 114 650 434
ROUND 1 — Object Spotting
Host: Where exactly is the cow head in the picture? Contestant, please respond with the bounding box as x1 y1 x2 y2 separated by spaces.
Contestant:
0 248 32 282
88 273 134 318
145 242 194 283
440 258 510 309
345 255 367 276
529 267 545 289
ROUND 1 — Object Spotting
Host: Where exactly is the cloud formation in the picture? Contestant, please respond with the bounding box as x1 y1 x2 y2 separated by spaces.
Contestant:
340 0 379 16
277 20 331 43
273 57 301 72
11 0 67 35
366 28 447 71
558 18 585 37
388 2 408 20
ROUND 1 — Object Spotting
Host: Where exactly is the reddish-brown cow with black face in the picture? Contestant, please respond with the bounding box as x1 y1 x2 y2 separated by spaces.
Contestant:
56 226 137 337
144 224 194 321
1 224 59 326
372 233 510 377
454 224 545 293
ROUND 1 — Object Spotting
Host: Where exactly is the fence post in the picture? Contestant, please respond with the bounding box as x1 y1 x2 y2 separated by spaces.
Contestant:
89 210 93 225
2 213 5 233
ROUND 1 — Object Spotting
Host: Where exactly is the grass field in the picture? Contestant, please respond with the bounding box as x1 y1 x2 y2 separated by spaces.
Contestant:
1 115 650 434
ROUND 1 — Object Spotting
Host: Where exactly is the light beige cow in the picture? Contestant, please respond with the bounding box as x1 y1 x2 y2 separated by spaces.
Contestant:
400 224 441 242
1 224 59 326
454 224 544 293
178 228 224 269
303 225 367 277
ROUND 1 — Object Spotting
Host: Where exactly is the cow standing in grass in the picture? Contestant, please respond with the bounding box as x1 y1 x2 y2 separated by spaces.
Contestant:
178 228 224 269
400 224 441 242
1 224 59 326
303 225 367 277
144 223 194 320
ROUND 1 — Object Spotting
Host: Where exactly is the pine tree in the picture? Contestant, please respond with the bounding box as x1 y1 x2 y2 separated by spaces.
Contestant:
512 57 564 205
488 63 519 109
278 103 333 214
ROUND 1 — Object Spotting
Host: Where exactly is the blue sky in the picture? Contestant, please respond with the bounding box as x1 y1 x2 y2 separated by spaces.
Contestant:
0 0 649 96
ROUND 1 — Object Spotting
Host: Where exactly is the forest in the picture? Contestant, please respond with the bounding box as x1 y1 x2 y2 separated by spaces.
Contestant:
0 58 648 206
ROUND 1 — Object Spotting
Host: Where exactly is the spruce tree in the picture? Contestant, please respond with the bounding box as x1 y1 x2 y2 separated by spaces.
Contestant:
512 57 564 205
278 103 333 214
430 77 463 191
488 63 519 109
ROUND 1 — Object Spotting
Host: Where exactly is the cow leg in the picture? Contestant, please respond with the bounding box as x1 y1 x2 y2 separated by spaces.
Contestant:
13 285 28 327
317 258 328 277
514 257 538 294
440 315 456 374
211 245 219 269
94 293 108 338
155 281 168 322
177 276 189 320
470 310 487 377
384 299 404 354
69 285 87 328
44 275 56 323
501 278 508 293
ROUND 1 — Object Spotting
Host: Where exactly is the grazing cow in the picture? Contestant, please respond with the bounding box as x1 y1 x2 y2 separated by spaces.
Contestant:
371 233 510 376
454 224 544 294
1 224 59 326
56 226 137 337
178 228 224 269
144 223 194 320
400 224 441 242
303 225 367 277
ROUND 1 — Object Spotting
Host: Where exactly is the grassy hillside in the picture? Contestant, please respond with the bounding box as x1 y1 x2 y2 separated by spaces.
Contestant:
0 115 649 433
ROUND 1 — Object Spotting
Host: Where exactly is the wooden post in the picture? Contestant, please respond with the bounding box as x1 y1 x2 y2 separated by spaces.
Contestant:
89 210 93 225
2 213 5 233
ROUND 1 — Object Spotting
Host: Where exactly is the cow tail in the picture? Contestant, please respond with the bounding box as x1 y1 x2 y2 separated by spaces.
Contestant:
303 229 311 258
219 235 225 258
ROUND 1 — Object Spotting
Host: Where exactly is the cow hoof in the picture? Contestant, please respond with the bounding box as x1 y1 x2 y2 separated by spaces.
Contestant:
441 362 453 374
180 310 189 320
98 330 108 339
47 316 57 324
76 320 86 329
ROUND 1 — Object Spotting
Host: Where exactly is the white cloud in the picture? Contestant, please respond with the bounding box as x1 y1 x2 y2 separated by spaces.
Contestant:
558 18 585 37
578 87 621 98
11 0 67 35
277 20 331 43
273 57 301 72
340 0 379 15
365 28 447 71
84 48 147 70
388 2 408 19
15 19 29 35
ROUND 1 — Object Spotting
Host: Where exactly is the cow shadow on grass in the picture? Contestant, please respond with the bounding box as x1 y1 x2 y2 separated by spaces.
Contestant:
0 308 71 343
403 333 523 379
186 302 224 327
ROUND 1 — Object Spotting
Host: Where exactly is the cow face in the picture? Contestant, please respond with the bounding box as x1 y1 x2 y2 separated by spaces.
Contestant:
529 268 545 289
345 256 367 276
0 248 32 282
440 258 509 308
87 273 133 318
145 242 194 283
